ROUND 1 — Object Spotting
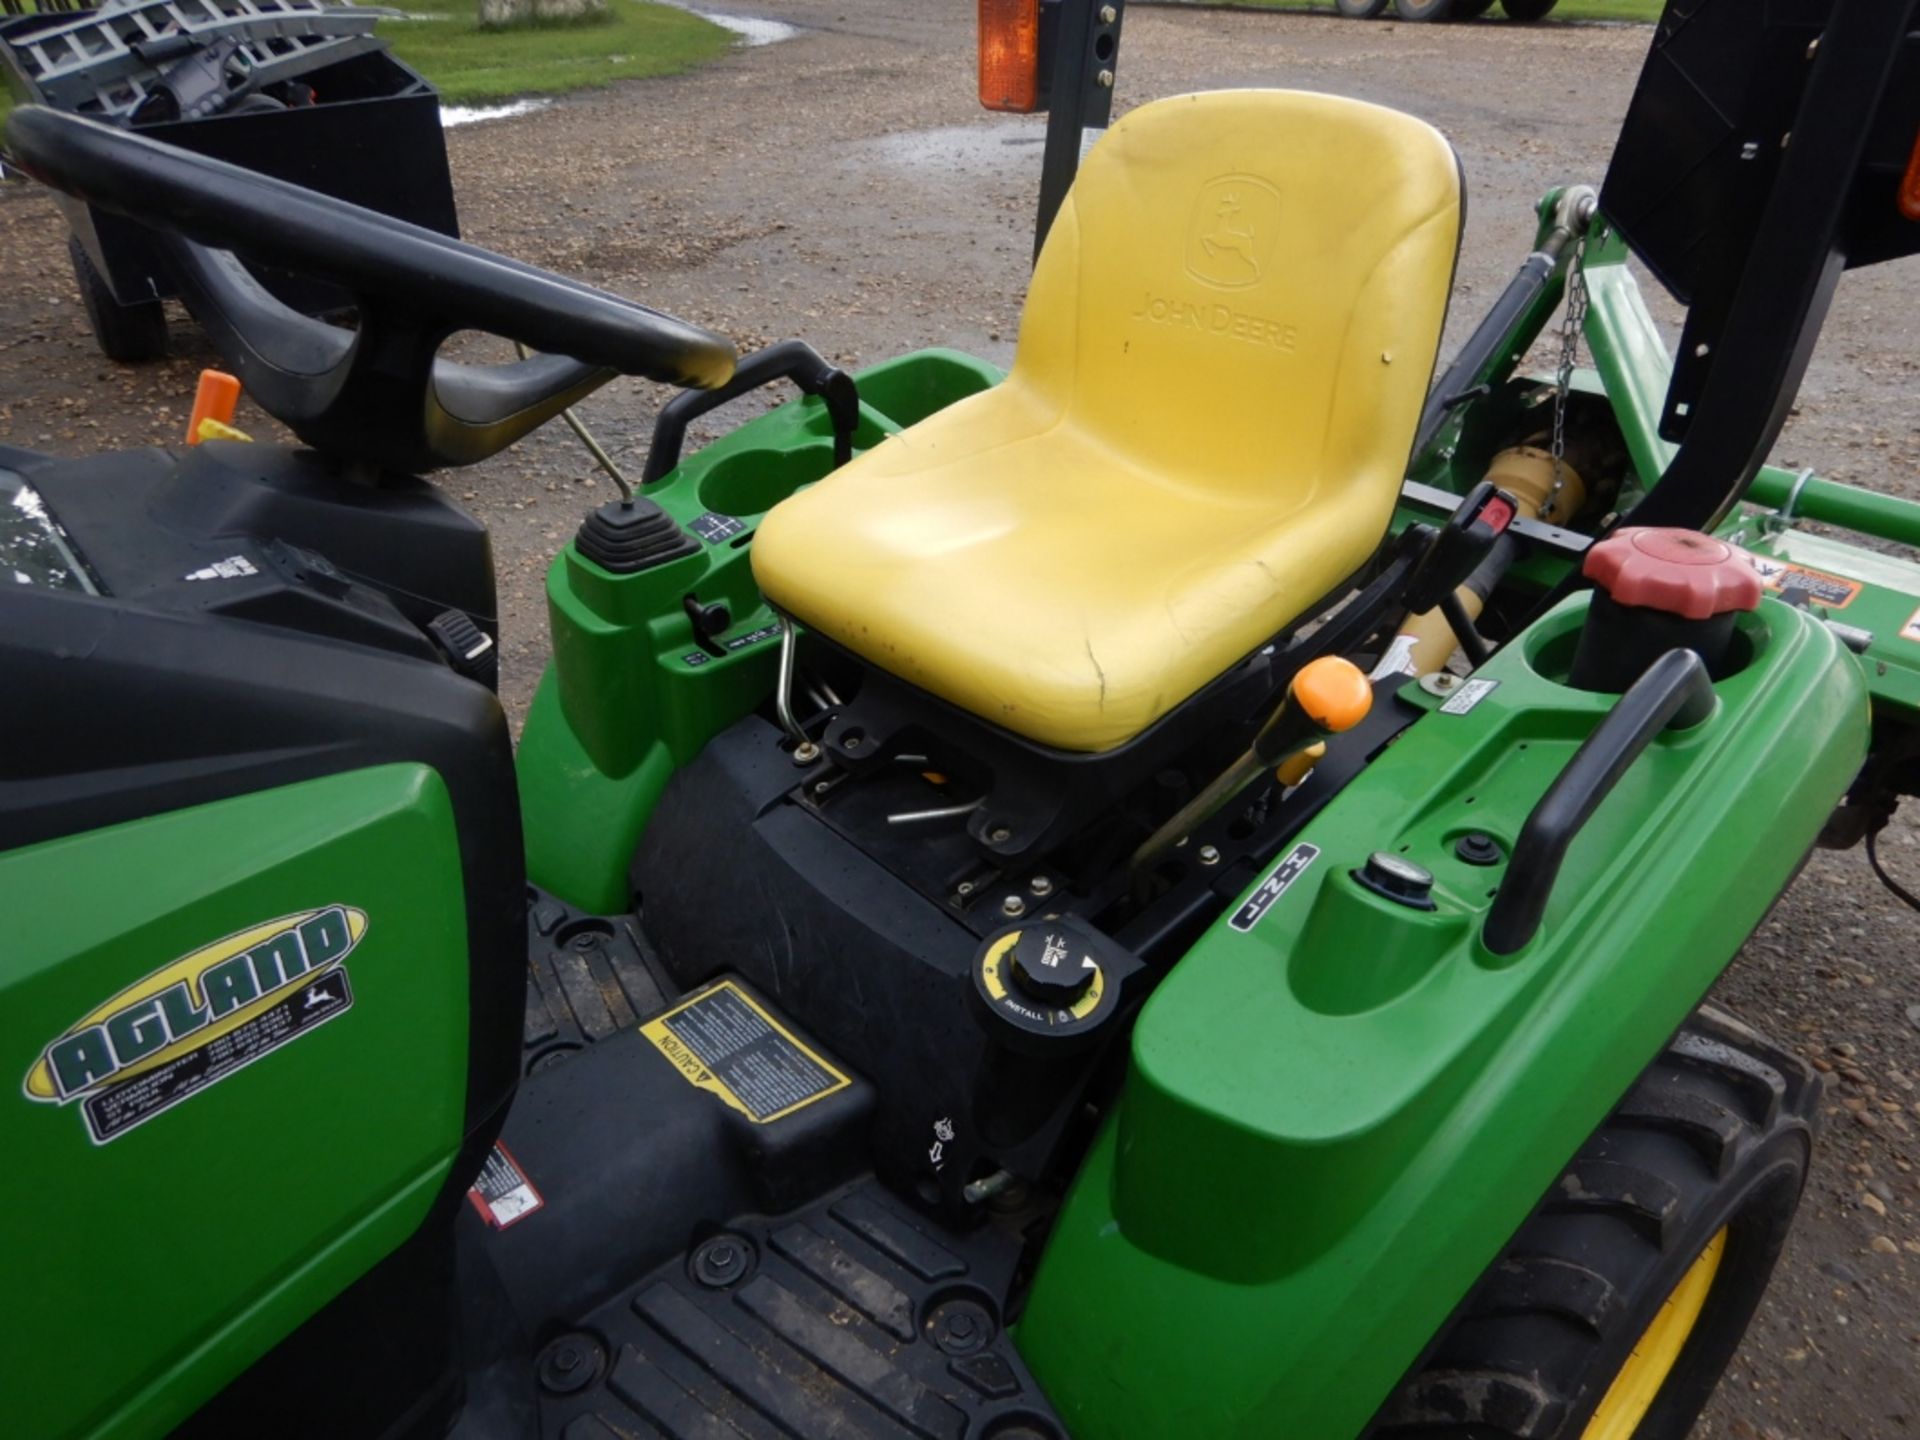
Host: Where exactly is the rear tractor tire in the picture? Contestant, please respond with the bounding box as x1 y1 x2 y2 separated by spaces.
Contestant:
1500 0 1560 19
1394 0 1456 17
69 234 168 363
1372 1003 1820 1440
1336 0 1391 16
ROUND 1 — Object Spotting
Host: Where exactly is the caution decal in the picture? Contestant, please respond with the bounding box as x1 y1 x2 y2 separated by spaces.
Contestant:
1747 556 1862 610
640 980 850 1124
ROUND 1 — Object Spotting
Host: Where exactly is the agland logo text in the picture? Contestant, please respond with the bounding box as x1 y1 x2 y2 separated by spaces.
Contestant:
25 906 366 1143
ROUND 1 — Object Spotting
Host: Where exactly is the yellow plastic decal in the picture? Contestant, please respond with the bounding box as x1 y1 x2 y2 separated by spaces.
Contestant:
640 981 850 1124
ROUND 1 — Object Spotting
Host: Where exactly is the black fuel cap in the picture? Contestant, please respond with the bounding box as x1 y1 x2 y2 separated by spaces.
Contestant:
1009 927 1098 1006
1355 852 1437 910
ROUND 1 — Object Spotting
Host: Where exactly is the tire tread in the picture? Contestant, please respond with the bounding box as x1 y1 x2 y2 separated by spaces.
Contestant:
1369 1004 1820 1440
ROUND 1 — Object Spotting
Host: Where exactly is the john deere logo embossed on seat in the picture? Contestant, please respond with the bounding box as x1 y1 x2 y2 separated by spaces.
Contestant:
1186 176 1281 290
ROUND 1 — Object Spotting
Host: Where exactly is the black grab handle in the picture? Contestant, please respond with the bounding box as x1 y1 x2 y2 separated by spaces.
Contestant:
1482 649 1716 956
642 340 860 485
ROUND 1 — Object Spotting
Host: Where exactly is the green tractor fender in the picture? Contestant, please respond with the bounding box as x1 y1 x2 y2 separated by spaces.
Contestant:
1017 594 1867 1438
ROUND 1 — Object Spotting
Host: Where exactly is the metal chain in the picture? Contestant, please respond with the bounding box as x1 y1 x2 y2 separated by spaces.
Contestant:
1546 233 1589 524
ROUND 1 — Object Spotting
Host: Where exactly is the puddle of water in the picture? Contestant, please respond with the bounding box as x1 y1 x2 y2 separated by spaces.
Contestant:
674 4 799 45
441 98 554 128
435 7 793 132
697 12 798 45
870 119 1049 176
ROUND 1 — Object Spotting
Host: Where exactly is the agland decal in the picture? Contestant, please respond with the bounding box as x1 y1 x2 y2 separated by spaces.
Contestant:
24 906 366 1144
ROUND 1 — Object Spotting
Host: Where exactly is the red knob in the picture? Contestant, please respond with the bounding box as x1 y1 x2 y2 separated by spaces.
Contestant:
1582 527 1762 621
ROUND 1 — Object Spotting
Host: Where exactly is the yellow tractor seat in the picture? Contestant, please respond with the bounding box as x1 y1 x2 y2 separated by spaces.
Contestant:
752 90 1462 753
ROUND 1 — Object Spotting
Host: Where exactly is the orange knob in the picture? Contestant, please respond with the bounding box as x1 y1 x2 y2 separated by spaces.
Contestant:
1292 656 1373 734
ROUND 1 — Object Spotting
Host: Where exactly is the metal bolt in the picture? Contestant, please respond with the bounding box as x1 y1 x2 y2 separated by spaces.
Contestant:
1030 875 1055 898
957 880 975 896
1099 3 1116 20
927 1298 997 1357
1418 672 1461 697
1806 35 1819 58
1198 845 1220 866
989 826 1012 844
537 1332 605 1395
1001 895 1027 919
843 734 862 750
1096 68 1115 88
691 1234 753 1288
792 741 821 766
814 780 831 794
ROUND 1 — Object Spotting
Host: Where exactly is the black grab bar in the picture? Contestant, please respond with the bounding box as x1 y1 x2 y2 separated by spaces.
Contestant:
1483 649 1716 956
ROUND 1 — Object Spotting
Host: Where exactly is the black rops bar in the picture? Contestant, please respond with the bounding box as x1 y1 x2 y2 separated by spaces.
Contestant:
1600 0 1920 535
1032 0 1125 262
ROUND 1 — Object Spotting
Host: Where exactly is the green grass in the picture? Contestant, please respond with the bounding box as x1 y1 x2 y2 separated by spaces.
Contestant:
1215 0 1662 20
378 0 733 105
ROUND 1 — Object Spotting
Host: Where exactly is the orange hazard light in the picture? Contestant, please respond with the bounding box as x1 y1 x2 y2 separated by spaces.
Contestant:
1902 123 1920 222
979 0 1041 114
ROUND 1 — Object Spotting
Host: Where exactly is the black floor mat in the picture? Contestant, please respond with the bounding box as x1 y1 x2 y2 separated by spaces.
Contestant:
539 1179 1062 1440
524 887 670 1068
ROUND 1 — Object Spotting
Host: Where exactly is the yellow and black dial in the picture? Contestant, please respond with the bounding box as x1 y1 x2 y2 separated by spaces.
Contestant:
970 918 1136 1057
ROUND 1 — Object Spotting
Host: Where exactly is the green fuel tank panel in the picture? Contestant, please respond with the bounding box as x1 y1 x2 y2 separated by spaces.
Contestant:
1017 595 1868 1439
1 764 470 1440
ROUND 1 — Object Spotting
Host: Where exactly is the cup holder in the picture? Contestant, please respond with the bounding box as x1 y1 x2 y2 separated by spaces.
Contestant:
1520 601 1765 689
698 444 836 519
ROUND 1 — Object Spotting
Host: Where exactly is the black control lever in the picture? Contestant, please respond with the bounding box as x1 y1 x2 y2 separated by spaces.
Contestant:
1403 480 1518 615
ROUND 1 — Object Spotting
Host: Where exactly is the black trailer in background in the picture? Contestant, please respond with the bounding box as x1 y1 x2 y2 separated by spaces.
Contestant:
0 0 456 360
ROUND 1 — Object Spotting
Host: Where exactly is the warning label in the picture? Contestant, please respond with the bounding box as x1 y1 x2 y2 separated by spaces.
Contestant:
641 982 850 1124
1902 606 1920 645
1747 556 1862 611
467 1142 544 1230
81 969 352 1144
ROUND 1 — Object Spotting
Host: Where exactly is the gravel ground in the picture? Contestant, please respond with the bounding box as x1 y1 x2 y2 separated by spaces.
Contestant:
1 3 1916 1435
